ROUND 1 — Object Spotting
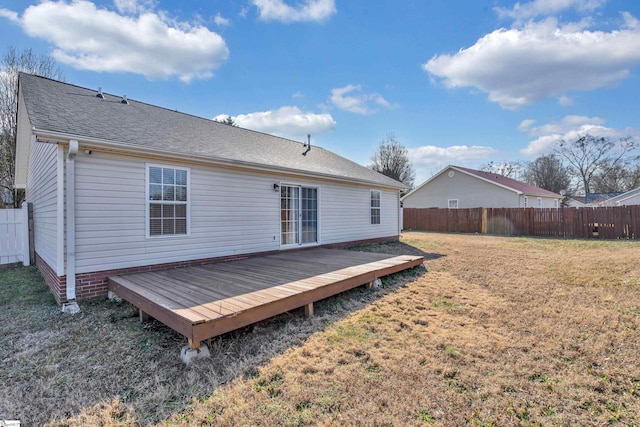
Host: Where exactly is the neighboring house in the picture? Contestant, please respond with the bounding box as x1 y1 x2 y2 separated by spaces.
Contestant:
402 165 563 209
595 187 640 207
15 73 404 304
564 196 587 208
585 192 624 205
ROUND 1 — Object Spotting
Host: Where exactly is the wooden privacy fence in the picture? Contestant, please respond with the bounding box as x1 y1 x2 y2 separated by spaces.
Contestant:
0 204 32 266
403 206 640 239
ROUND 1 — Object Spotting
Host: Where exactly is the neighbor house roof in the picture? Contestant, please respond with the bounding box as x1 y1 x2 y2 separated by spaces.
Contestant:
594 187 640 206
569 196 587 205
403 165 563 200
18 73 403 189
453 166 562 198
586 192 625 205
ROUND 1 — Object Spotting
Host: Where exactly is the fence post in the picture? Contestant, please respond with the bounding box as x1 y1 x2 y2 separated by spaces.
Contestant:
27 202 35 265
481 208 487 234
21 203 30 266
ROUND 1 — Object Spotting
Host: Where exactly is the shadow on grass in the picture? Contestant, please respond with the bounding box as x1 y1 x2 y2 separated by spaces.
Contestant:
348 239 447 261
0 242 434 426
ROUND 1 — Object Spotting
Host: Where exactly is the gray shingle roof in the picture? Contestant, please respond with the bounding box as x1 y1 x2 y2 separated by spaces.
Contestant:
19 73 403 189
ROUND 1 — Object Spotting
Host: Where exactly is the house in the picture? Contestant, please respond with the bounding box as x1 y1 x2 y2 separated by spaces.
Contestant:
564 196 587 207
594 187 640 207
402 165 563 209
586 192 624 205
15 73 405 306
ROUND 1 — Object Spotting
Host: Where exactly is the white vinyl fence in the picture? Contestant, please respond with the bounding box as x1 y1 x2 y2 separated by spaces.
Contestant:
0 204 30 266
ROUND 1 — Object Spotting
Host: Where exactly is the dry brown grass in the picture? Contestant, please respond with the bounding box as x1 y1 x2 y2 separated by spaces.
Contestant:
2 233 639 426
163 233 640 426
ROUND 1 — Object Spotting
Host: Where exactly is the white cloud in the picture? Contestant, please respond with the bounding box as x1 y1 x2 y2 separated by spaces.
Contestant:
9 0 228 82
518 115 640 157
252 0 336 23
423 16 640 109
558 95 574 106
214 13 231 27
408 145 497 165
408 145 498 183
330 84 396 115
518 115 608 136
113 0 154 14
215 106 336 141
495 0 607 21
0 8 19 22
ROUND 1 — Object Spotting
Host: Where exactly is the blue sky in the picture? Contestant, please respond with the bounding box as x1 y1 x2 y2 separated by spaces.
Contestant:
1 0 639 184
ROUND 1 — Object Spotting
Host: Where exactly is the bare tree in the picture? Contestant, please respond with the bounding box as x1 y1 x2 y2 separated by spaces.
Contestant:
481 161 524 180
0 47 64 207
523 154 572 194
591 158 640 193
555 134 637 195
369 133 415 190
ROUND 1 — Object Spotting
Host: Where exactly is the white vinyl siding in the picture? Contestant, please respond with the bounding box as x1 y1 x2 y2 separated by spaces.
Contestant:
370 190 381 225
321 186 398 245
25 141 58 270
15 89 33 189
73 152 400 274
448 199 458 209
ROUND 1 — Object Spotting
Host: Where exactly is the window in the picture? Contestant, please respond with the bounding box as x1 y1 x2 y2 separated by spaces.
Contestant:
370 190 381 224
554 199 559 208
448 199 458 209
537 197 542 207
523 196 528 208
147 165 189 237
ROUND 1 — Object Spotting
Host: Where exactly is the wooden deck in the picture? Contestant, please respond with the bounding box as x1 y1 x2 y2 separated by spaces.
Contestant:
108 248 423 348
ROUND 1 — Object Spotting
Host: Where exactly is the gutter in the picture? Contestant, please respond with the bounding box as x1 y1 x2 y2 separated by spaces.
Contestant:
33 128 404 191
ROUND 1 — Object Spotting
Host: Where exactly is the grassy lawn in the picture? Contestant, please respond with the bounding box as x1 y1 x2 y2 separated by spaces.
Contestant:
1 233 639 426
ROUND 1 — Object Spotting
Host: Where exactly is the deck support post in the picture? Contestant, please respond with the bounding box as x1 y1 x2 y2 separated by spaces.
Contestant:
304 302 314 317
139 309 150 322
366 278 382 289
181 340 210 364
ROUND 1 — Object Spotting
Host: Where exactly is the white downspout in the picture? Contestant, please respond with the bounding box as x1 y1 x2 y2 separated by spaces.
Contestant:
63 140 80 313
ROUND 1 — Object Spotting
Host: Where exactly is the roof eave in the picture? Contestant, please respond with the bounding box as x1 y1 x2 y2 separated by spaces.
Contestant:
33 128 404 190
452 166 525 195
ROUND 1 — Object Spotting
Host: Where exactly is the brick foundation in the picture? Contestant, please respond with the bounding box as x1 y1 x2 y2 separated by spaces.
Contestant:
35 235 399 304
36 254 66 305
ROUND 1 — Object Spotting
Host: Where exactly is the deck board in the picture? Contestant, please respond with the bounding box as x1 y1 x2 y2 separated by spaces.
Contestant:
108 248 424 346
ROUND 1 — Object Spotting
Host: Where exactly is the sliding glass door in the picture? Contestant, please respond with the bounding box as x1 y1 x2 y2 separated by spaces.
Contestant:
281 185 317 246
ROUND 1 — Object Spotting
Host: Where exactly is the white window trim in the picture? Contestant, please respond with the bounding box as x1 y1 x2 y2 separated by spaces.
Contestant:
537 197 542 207
370 190 381 225
145 163 191 239
554 199 559 208
448 199 458 209
523 196 528 208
